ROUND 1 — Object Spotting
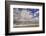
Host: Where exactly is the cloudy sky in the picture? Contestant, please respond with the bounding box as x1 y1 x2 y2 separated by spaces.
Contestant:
13 8 39 22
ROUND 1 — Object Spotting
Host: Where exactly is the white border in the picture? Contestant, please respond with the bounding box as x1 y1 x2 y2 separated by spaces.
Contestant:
10 5 43 32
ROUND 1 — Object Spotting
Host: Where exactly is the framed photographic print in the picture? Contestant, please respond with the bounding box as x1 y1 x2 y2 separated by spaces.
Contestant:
5 1 45 35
